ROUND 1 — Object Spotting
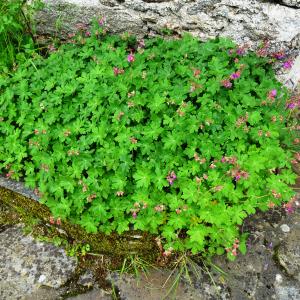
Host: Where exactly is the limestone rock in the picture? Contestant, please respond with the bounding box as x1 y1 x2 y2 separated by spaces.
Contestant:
277 226 300 281
282 0 300 8
67 288 111 300
0 225 77 300
35 0 300 52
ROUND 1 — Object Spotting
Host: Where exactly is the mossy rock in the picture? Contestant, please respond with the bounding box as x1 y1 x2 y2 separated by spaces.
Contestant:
0 184 160 264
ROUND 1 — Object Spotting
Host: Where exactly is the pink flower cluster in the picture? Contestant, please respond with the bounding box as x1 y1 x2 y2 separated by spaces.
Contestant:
6 170 14 178
230 71 241 80
221 68 242 88
291 152 300 164
226 239 240 256
283 196 299 214
166 171 177 185
193 68 201 78
221 156 237 164
221 79 232 89
49 216 61 225
131 202 148 219
154 204 165 212
286 95 300 110
272 51 286 60
283 59 293 70
113 67 125 76
268 89 277 99
175 205 188 214
98 17 106 27
194 153 206 164
87 194 97 202
272 190 281 199
227 168 249 181
236 47 246 56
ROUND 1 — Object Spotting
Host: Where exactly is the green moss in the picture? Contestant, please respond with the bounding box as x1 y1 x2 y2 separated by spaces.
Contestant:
0 186 160 265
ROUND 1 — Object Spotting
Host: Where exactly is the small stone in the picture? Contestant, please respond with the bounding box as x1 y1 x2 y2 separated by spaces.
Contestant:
276 274 283 284
280 224 290 233
38 275 46 283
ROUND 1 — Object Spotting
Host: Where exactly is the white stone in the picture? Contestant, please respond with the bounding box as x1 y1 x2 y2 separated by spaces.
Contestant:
38 274 46 283
280 224 291 233
276 273 283 283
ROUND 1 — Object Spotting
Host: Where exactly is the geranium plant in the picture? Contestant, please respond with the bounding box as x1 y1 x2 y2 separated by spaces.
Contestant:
0 20 298 260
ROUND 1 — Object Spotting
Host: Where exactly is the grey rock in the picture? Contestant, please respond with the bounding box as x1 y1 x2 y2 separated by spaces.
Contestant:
35 0 300 53
277 226 300 281
282 0 300 8
0 225 77 300
274 274 300 300
67 288 111 300
23 287 60 300
108 269 229 300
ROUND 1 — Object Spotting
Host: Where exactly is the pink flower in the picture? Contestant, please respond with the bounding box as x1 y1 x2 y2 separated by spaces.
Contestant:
286 102 297 109
98 17 106 26
230 71 241 80
221 79 232 88
235 175 241 181
127 53 135 63
113 67 124 76
273 51 285 60
193 69 201 77
283 60 293 69
138 39 145 48
85 31 91 37
154 205 165 212
268 89 277 98
166 171 177 185
236 47 245 56
132 211 137 219
47 44 56 52
6 170 14 178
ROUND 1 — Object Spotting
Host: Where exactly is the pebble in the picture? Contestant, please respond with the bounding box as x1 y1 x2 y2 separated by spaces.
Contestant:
280 224 290 233
276 274 283 284
38 274 46 283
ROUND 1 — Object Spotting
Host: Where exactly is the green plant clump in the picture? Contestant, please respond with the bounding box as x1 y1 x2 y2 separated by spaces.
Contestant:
0 0 39 70
0 22 298 260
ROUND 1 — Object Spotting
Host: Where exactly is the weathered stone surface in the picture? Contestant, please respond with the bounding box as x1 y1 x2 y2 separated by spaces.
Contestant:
282 0 300 8
108 269 228 300
0 225 77 300
277 224 300 281
274 274 300 300
36 0 300 53
67 288 111 300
